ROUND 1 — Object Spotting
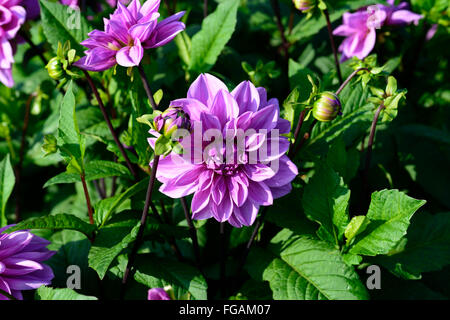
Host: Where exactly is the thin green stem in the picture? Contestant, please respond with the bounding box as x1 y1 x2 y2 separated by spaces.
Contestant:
80 173 94 225
136 65 157 110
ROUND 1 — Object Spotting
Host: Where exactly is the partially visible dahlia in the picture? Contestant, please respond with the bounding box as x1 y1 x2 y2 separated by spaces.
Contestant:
74 0 185 71
148 74 298 228
148 288 171 300
0 0 26 87
0 225 55 300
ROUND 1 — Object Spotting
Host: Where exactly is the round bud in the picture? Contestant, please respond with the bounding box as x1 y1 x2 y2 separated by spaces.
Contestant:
154 106 191 137
293 0 315 12
312 92 341 122
46 57 65 80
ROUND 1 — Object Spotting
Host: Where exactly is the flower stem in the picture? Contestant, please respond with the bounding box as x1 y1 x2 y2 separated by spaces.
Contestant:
288 109 307 158
203 0 208 17
323 9 343 84
336 68 370 95
80 173 94 225
291 119 318 159
363 103 385 193
14 94 34 223
181 197 202 269
136 65 158 110
235 206 269 279
270 0 289 60
220 222 227 298
120 155 160 299
83 70 138 180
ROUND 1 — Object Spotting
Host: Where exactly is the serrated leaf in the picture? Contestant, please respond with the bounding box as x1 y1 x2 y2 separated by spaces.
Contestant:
88 220 140 279
5 214 96 238
189 0 240 72
134 256 208 300
264 235 369 300
44 160 131 187
35 286 97 300
39 0 91 54
0 155 15 227
374 212 450 279
349 189 426 256
302 163 350 244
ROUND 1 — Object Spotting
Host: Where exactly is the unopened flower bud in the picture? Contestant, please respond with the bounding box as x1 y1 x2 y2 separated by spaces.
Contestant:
46 57 64 80
312 92 341 122
293 0 315 12
153 106 191 137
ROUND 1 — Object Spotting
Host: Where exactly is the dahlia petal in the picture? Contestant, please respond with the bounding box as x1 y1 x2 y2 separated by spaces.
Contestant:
159 167 202 198
231 80 260 114
129 19 157 42
264 155 298 187
148 288 170 300
170 98 209 122
0 278 12 300
145 15 185 48
0 231 33 260
270 183 293 199
250 104 278 130
191 203 214 220
248 181 273 206
234 200 259 226
191 188 211 213
187 74 228 108
243 164 276 182
2 264 53 290
210 89 239 127
1 258 44 276
389 10 422 26
0 68 14 87
5 6 26 39
212 194 233 222
139 0 161 17
116 39 144 67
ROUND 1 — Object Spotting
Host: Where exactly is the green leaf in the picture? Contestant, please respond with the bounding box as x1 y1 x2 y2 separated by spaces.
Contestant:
57 81 85 172
134 256 208 300
374 212 450 279
288 59 315 101
88 220 140 279
189 0 240 72
95 178 148 227
44 160 131 187
265 235 369 300
0 155 15 227
302 163 350 244
35 286 97 300
349 189 426 256
345 215 369 246
39 0 91 54
326 137 360 184
5 214 96 238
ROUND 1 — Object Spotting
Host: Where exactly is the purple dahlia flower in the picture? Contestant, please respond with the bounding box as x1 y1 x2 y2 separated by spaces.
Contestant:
148 288 171 300
0 0 26 87
0 225 55 300
74 0 185 71
147 74 298 228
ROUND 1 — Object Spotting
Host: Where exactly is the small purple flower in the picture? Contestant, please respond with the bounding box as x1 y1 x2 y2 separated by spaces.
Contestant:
380 0 423 26
0 225 55 300
148 288 171 300
154 106 191 135
147 74 298 228
74 0 185 71
293 0 315 12
333 10 386 61
0 0 26 87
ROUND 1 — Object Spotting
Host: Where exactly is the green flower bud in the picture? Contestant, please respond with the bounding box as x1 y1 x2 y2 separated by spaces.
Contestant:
46 57 65 80
293 0 316 12
312 92 342 122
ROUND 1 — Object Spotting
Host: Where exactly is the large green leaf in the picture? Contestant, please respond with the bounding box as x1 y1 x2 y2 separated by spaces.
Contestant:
44 160 132 187
374 212 450 279
35 286 97 300
349 189 426 256
5 214 96 238
134 256 208 300
0 155 15 227
39 0 91 53
302 163 350 244
88 219 140 279
189 0 240 72
57 81 85 172
95 178 148 227
264 234 369 300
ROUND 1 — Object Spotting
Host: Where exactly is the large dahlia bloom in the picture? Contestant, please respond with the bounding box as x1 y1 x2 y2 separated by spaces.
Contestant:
148 74 298 228
74 0 185 71
0 0 26 87
0 226 55 300
379 0 422 27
